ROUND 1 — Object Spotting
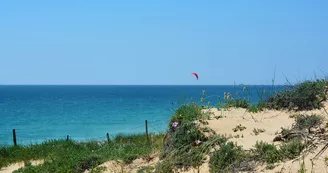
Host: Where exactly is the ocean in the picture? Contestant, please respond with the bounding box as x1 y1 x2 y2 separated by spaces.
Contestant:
0 85 281 145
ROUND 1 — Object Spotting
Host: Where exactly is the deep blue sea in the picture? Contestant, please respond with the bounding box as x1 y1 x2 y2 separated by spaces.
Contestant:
0 85 282 145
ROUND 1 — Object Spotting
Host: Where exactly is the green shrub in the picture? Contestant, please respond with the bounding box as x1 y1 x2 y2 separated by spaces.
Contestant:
155 160 175 173
171 122 206 150
160 131 226 172
248 104 260 113
160 121 208 168
248 101 267 113
279 139 304 159
266 79 328 111
221 98 249 109
252 139 305 164
73 155 102 172
253 141 281 164
209 142 245 173
180 135 228 168
294 114 323 131
168 104 203 128
160 102 217 171
257 101 268 110
13 165 40 173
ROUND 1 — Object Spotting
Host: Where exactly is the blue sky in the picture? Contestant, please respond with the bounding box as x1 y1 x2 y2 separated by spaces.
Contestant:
0 1 327 85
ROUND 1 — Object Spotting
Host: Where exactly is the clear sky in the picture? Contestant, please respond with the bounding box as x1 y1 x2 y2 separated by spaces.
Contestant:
0 1 327 85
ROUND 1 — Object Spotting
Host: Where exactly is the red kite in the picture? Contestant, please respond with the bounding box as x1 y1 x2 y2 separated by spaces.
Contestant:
191 72 198 80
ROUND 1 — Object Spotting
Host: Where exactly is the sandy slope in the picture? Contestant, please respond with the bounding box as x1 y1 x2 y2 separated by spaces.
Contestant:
185 103 328 173
87 153 159 173
0 160 43 173
171 103 328 173
204 107 294 150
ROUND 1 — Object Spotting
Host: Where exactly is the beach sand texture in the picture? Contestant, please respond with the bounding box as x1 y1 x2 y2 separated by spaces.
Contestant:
0 160 43 173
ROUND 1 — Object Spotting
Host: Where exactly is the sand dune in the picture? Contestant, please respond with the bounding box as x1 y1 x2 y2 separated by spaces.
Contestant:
3 103 328 173
95 103 328 173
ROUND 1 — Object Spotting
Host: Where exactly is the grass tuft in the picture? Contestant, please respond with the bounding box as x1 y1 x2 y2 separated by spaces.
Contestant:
2 133 164 173
220 98 249 109
279 139 304 159
253 141 281 164
209 142 247 173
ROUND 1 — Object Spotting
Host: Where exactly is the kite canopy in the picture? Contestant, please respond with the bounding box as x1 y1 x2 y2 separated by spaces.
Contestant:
191 72 198 80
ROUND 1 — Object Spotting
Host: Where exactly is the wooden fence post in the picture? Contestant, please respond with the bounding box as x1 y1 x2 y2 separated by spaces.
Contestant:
12 129 17 146
145 120 150 145
106 133 110 143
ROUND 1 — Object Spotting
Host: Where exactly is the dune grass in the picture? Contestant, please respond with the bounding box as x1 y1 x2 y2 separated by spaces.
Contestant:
0 133 164 173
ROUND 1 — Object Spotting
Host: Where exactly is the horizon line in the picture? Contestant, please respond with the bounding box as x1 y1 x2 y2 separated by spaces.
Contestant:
0 84 288 86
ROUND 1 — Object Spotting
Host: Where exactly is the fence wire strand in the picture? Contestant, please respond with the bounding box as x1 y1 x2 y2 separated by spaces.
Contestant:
6 119 169 145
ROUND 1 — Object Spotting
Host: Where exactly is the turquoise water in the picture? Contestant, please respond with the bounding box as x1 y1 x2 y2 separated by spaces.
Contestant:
0 85 281 145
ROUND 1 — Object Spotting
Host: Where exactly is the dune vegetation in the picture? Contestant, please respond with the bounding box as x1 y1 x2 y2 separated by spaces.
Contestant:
1 78 328 173
0 134 164 173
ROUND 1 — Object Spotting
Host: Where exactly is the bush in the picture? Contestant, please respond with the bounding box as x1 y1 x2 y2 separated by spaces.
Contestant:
73 155 102 172
252 139 305 164
253 141 281 164
209 142 245 173
155 160 175 173
257 101 268 110
160 104 227 172
160 121 208 169
171 122 206 150
168 104 203 128
294 114 323 132
279 139 304 159
248 104 260 113
266 79 328 111
13 165 40 173
221 98 249 109
248 101 267 113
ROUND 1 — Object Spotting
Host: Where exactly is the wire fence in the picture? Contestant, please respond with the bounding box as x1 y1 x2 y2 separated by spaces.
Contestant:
6 119 168 146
